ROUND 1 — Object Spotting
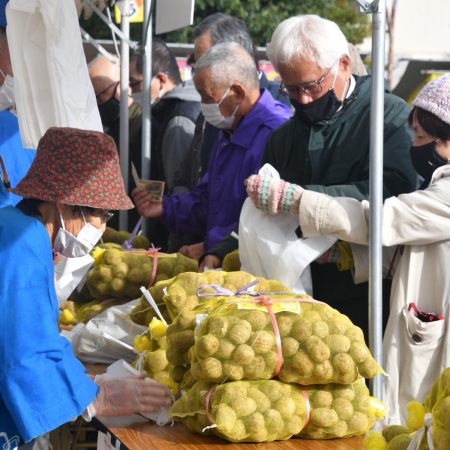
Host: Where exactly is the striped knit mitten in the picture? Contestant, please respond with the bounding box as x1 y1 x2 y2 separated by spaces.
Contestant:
246 174 303 214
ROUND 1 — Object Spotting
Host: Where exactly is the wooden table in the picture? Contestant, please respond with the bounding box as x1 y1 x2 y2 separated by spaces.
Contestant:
87 364 364 450
107 421 364 450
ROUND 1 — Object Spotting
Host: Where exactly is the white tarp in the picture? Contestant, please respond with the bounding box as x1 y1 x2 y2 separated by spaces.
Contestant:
6 0 102 149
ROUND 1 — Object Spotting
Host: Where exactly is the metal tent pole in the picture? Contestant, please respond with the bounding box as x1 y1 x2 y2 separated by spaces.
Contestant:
357 0 386 400
368 0 386 401
139 0 153 237
118 0 131 231
141 0 152 180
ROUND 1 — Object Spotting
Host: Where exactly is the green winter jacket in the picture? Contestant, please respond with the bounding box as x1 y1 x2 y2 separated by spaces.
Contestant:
208 76 416 260
263 75 416 200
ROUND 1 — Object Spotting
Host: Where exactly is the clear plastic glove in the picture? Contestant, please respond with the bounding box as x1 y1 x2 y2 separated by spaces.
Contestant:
245 174 304 215
74 0 108 20
92 375 172 417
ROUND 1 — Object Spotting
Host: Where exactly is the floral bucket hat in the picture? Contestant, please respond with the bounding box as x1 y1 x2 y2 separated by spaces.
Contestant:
13 127 134 210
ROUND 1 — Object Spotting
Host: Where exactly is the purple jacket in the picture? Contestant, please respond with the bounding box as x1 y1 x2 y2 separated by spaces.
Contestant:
162 89 292 251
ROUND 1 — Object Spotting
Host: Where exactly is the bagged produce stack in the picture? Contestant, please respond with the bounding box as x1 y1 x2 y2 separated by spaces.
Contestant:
159 273 385 443
171 378 384 443
171 379 309 442
84 244 197 300
131 271 294 391
188 300 382 384
59 242 196 331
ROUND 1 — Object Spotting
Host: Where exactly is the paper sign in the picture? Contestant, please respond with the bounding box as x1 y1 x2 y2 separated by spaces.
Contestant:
131 163 165 202
114 0 144 23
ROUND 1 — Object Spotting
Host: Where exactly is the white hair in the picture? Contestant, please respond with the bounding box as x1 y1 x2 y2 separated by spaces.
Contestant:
267 15 349 71
194 42 259 90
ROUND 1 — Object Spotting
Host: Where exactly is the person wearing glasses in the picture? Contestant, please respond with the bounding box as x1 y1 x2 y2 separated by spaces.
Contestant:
245 74 450 425
0 128 171 447
203 15 417 338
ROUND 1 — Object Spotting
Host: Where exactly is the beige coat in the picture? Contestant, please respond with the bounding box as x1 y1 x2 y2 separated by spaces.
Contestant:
298 164 450 424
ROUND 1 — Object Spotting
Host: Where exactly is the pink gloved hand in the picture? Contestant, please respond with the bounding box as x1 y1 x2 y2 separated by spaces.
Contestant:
245 174 304 215
91 375 172 417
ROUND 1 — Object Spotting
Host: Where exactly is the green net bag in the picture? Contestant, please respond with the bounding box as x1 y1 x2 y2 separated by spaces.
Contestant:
86 247 197 301
170 379 310 442
189 296 383 385
298 378 385 439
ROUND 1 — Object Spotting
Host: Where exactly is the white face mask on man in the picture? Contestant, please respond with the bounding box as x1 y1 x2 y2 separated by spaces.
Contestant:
53 208 103 306
0 67 15 111
201 87 240 129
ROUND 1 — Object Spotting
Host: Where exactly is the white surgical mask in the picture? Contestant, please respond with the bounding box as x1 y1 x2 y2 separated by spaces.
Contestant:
53 209 103 305
201 87 239 129
0 68 15 111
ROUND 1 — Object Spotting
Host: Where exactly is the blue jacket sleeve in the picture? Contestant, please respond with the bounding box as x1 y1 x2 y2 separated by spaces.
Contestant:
0 212 98 442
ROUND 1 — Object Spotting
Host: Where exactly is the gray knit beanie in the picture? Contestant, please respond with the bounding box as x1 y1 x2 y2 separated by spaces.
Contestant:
413 73 450 125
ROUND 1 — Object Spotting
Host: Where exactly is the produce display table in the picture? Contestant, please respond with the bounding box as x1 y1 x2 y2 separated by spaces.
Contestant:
107 420 364 450
86 364 364 450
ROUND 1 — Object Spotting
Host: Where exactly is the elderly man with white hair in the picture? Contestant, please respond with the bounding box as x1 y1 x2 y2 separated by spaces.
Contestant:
205 15 417 337
133 42 291 257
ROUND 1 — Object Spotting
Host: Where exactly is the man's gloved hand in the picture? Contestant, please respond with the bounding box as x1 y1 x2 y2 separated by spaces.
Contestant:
245 174 304 215
91 375 172 417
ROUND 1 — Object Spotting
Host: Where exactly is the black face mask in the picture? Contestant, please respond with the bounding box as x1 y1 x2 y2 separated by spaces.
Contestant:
410 141 447 187
291 89 343 125
98 96 121 128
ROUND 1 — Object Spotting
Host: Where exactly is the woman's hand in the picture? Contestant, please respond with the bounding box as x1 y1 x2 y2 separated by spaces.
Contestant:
132 188 164 219
92 375 172 417
245 174 304 215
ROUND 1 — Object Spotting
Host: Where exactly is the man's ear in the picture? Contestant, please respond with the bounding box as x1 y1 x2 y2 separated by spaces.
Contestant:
340 54 352 77
156 72 170 89
230 83 246 101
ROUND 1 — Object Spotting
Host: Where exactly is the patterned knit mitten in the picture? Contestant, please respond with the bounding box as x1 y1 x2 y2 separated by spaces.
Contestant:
246 174 303 214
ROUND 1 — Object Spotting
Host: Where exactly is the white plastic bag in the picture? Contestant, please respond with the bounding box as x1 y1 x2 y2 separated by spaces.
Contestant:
53 254 94 307
63 299 147 364
239 164 336 294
